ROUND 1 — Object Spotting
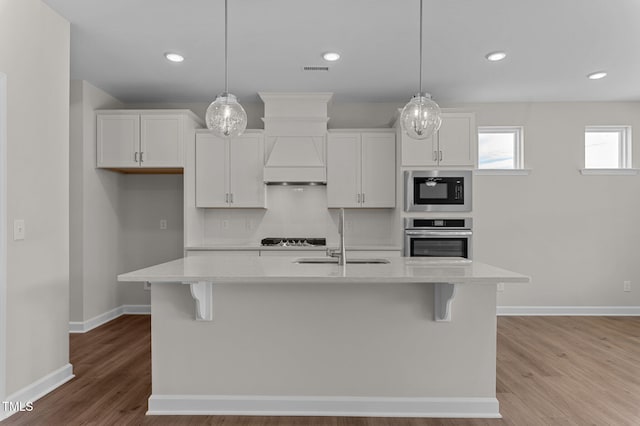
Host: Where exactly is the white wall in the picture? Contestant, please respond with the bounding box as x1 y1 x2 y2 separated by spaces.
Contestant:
69 80 124 322
0 0 70 397
119 174 184 305
464 102 640 307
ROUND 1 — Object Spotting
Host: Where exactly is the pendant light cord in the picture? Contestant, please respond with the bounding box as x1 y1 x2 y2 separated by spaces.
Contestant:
224 0 228 94
418 0 423 96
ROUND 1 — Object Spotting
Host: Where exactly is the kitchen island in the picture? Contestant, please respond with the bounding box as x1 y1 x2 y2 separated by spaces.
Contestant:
118 255 529 418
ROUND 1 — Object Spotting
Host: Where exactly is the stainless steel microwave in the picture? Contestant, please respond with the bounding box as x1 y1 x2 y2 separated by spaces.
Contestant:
404 170 472 212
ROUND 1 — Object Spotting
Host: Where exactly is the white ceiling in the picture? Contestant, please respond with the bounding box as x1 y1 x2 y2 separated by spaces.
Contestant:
43 0 640 104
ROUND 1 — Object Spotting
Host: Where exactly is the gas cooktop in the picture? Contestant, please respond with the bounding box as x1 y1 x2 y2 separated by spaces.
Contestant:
260 238 326 247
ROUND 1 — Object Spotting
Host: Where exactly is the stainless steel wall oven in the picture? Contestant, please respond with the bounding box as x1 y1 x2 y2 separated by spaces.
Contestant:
404 170 472 212
403 218 473 258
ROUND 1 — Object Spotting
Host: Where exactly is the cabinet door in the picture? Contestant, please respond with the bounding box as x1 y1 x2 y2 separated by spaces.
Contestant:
186 250 260 257
140 115 183 167
260 250 325 257
327 133 361 208
400 130 437 167
437 113 474 166
97 114 140 167
361 133 396 208
229 133 265 208
195 134 228 207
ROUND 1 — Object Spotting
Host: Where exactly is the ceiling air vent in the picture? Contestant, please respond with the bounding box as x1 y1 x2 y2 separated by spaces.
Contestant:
303 66 329 72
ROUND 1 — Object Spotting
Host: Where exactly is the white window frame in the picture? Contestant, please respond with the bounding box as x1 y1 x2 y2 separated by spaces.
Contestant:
583 125 632 170
476 126 528 175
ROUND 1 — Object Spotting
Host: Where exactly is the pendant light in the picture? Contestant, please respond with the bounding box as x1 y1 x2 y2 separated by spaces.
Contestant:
400 0 442 140
205 0 247 138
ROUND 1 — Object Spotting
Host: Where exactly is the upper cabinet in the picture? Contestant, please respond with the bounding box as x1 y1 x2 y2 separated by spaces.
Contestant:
400 112 476 167
97 110 203 171
195 131 266 208
327 130 396 208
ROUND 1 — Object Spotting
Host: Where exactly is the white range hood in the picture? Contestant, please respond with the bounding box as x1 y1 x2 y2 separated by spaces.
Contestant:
259 92 333 184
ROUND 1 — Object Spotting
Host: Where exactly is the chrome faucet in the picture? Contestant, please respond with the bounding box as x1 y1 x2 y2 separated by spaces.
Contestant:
327 208 347 265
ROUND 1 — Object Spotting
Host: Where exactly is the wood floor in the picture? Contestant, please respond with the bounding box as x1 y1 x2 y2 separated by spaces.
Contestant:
4 315 640 425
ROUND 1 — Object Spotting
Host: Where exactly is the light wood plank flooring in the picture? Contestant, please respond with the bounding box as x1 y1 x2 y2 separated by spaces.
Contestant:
4 315 640 425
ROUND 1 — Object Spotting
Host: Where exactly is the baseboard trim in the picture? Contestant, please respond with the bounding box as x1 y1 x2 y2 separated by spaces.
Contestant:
69 304 150 333
147 395 501 418
497 306 640 316
0 363 74 421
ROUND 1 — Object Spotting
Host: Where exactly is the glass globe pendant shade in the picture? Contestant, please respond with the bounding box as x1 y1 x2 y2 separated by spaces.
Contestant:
205 93 247 138
400 93 442 140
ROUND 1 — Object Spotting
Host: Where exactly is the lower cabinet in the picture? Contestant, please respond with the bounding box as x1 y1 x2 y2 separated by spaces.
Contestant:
348 250 401 258
260 250 325 257
185 250 260 257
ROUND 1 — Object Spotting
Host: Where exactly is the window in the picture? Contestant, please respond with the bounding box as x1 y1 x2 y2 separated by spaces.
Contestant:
585 126 631 169
478 127 523 169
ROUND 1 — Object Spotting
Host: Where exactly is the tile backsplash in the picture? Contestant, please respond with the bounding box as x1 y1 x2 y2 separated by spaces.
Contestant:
202 185 396 246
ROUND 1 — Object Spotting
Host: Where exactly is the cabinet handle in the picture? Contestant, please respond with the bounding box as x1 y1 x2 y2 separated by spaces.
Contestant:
439 150 443 162
225 193 229 203
433 151 437 161
134 152 138 163
140 152 144 163
362 193 365 203
357 193 361 203
230 193 234 203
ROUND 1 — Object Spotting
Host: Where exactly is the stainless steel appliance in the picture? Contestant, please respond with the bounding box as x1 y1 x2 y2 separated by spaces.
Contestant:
404 170 472 212
261 238 326 247
403 218 472 258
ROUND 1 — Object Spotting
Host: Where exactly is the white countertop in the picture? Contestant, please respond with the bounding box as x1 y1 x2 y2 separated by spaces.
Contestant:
118 256 529 285
185 245 402 251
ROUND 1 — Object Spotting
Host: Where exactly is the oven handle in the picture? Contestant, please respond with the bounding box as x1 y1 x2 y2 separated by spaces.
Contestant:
404 230 473 237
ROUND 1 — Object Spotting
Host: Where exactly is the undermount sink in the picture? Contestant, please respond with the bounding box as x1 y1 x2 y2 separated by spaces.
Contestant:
294 257 390 265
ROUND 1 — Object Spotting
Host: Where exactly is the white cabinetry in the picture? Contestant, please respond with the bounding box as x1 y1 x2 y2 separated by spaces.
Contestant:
195 131 265 208
97 110 202 170
401 112 476 167
327 131 396 208
186 250 260 257
260 250 325 257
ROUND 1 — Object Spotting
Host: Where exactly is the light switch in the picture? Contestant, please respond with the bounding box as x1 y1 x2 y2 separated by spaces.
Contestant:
160 219 167 230
13 219 25 241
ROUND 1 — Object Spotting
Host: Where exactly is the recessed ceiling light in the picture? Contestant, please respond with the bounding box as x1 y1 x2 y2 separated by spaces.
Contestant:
322 52 340 62
164 52 184 63
587 71 607 80
485 51 507 62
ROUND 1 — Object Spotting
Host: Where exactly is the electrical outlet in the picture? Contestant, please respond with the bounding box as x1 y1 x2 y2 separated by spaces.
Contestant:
497 282 505 292
624 281 632 292
222 220 229 229
160 219 167 230
13 219 25 241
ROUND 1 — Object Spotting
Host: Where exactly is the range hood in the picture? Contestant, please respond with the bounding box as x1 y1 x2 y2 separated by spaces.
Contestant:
259 92 333 185
263 135 326 184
